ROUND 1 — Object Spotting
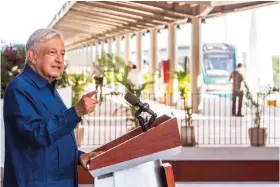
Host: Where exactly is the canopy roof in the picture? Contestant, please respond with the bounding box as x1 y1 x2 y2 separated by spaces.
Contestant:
48 1 279 50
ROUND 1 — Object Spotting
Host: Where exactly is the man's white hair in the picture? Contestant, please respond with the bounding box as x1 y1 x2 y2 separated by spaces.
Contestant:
25 28 63 64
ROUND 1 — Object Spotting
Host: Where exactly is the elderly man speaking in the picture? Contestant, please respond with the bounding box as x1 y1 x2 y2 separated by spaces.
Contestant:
3 29 100 187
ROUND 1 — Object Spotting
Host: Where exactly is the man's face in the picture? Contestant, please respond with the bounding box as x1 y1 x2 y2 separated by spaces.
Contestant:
29 37 65 82
238 66 243 70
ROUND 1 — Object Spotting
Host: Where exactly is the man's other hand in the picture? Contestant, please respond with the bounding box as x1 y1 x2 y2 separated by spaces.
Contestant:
79 151 103 170
74 90 99 117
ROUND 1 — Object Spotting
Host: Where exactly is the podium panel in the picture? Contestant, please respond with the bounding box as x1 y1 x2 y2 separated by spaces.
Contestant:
84 115 181 187
95 160 164 187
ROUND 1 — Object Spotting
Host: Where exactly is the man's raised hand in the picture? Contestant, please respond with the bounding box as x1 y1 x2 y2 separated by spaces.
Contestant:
74 90 100 117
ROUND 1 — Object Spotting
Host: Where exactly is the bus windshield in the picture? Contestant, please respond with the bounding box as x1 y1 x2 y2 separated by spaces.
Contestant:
204 55 234 77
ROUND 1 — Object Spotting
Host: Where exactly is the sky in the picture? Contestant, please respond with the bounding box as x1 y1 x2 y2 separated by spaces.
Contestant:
0 0 67 44
0 0 279 56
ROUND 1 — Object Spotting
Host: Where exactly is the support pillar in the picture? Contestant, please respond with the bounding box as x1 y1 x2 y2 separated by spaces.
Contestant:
72 49 76 74
83 46 86 75
75 49 78 74
124 34 130 63
87 44 92 75
90 44 94 64
116 37 121 57
77 48 80 74
108 39 112 55
136 32 142 71
86 45 90 76
92 44 96 62
167 23 176 106
95 43 99 60
101 41 105 54
149 28 157 94
191 18 202 113
79 48 83 74
89 44 94 78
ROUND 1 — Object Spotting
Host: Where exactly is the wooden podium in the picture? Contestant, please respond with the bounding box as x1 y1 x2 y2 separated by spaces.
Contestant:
85 115 181 187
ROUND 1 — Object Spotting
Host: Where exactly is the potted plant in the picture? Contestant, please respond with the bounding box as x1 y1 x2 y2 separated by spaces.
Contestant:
244 84 272 146
68 73 92 147
181 107 196 146
103 54 154 130
1 44 25 98
171 71 191 109
1 43 25 169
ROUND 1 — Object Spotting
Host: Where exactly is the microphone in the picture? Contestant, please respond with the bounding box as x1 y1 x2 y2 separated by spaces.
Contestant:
124 92 157 117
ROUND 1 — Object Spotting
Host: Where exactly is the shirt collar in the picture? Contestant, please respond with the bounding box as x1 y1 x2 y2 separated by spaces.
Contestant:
22 64 57 89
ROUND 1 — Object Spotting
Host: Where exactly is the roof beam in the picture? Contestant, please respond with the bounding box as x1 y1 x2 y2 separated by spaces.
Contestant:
66 26 145 50
68 9 148 30
65 31 123 48
59 19 109 33
206 1 278 18
178 2 187 6
56 29 84 37
66 23 171 50
74 3 159 27
70 8 130 25
64 17 119 31
102 1 186 20
77 1 172 24
211 1 251 7
133 1 194 16
65 13 123 28
59 18 147 47
50 1 279 50
64 14 141 32
56 23 107 35
190 4 198 8
183 1 212 6
48 1 76 28
197 6 214 17
54 25 94 38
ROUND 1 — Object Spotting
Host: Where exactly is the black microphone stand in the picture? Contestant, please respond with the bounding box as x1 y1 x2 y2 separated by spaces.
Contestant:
134 109 146 132
134 103 157 132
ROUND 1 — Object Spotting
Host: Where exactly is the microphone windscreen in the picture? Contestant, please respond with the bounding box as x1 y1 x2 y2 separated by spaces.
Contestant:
124 92 139 106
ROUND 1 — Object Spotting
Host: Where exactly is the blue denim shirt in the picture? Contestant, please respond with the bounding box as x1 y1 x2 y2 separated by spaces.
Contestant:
3 64 83 187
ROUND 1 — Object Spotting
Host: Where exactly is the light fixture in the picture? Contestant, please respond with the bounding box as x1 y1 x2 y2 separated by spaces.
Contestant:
164 25 168 29
187 17 192 23
178 2 186 6
176 25 181 29
131 33 136 38
201 18 206 24
157 29 161 34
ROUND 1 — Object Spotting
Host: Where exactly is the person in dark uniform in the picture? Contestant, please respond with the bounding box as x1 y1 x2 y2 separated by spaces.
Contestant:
229 63 246 117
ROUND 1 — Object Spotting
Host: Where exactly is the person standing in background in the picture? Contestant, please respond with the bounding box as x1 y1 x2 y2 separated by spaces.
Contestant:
229 63 246 117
